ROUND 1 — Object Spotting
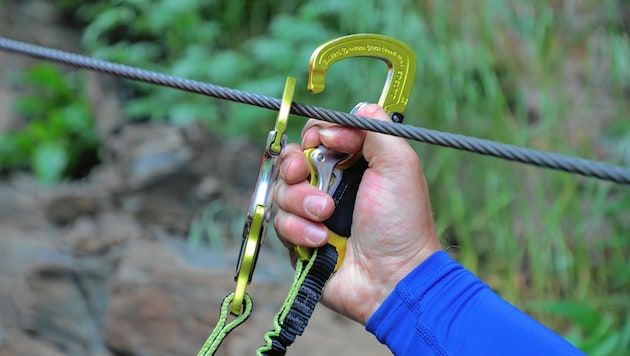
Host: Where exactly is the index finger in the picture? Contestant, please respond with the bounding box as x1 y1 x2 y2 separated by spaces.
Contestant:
301 120 366 154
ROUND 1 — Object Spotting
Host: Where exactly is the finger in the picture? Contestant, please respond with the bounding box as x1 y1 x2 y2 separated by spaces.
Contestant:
301 119 333 148
274 210 330 247
279 145 310 184
318 126 366 154
275 179 334 221
302 121 366 153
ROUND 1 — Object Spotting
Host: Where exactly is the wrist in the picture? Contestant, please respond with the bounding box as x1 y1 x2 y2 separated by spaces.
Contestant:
361 241 443 324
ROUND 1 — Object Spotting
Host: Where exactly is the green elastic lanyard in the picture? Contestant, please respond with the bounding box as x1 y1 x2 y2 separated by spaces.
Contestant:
256 248 319 355
198 244 337 356
198 292 253 356
257 244 338 355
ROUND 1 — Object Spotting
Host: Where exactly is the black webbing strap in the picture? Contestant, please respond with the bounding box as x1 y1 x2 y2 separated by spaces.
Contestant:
258 243 338 355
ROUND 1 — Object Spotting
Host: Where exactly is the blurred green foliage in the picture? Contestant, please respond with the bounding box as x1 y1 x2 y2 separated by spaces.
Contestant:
6 0 629 353
1 63 99 183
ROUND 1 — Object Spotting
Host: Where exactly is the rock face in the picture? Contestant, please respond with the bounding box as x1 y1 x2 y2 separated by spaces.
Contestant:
0 209 387 356
0 220 119 356
100 241 388 356
102 241 224 356
0 164 389 356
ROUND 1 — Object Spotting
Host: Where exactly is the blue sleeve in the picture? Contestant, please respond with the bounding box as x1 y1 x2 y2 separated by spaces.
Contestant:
365 251 585 355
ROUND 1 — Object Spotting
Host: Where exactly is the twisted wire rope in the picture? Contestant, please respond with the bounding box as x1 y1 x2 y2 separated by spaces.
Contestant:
1 37 629 184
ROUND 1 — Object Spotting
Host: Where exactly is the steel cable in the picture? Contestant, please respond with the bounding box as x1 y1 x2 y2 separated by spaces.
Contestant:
1 36 629 184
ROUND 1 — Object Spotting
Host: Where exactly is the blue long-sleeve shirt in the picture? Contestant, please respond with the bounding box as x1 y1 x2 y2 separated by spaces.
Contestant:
366 251 584 355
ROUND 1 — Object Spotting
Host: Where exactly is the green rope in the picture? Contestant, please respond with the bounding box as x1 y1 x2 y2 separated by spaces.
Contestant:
198 292 253 355
256 249 319 355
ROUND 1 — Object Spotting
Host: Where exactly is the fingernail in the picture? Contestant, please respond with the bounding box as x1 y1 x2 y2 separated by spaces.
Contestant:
304 195 328 218
350 102 369 114
356 103 379 115
305 225 328 245
279 155 294 179
319 127 340 138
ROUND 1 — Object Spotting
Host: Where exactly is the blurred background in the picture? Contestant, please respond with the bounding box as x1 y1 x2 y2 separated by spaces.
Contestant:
0 0 629 355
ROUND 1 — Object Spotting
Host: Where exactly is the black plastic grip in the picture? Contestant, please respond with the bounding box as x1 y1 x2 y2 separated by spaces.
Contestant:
323 157 369 237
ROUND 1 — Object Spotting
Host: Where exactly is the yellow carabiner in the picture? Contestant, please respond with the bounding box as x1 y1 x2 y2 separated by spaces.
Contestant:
232 76 295 316
308 33 416 119
295 34 416 271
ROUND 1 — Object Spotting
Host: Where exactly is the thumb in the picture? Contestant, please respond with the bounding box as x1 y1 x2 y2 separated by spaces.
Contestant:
355 104 419 173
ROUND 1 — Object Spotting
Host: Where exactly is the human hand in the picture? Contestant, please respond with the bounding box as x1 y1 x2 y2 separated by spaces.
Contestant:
273 103 442 324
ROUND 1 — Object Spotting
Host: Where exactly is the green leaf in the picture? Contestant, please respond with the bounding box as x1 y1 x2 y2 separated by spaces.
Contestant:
61 103 93 134
31 142 69 185
20 64 71 96
13 95 48 117
205 50 251 85
82 6 136 48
